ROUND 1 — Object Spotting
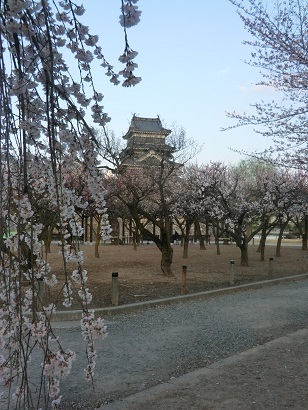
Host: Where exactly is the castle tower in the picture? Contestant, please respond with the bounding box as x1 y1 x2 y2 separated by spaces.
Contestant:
119 115 175 170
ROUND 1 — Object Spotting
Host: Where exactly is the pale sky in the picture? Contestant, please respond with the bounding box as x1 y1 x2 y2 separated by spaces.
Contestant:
80 0 275 165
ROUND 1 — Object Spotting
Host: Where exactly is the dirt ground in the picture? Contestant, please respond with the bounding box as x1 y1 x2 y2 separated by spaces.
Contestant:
42 238 308 310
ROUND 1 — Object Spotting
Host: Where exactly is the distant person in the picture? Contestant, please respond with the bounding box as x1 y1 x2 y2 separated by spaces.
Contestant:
173 231 179 244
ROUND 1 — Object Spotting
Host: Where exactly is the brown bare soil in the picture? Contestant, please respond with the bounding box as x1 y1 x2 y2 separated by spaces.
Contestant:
44 239 308 310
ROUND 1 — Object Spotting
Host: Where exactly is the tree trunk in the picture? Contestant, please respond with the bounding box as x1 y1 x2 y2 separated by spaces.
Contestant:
276 220 288 257
133 230 138 251
110 213 120 244
302 234 308 251
214 221 220 255
160 243 173 276
195 219 206 250
240 247 249 266
239 237 249 266
84 216 88 242
128 208 174 276
183 236 189 259
41 223 55 254
182 220 192 259
205 217 210 244
180 236 184 246
94 215 101 257
90 214 93 243
158 220 174 276
259 226 267 261
94 239 100 258
129 218 133 244
276 233 283 257
302 215 308 251
44 240 51 254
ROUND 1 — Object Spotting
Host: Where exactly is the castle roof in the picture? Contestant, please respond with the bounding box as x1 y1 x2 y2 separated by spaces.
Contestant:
123 115 171 139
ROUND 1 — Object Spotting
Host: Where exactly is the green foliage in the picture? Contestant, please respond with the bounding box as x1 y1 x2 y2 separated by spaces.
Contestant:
234 158 275 177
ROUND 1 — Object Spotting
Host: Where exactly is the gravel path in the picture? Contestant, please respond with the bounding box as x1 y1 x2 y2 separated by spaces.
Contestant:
54 279 307 408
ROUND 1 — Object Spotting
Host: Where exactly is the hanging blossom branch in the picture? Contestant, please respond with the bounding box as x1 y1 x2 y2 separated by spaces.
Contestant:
0 0 140 408
118 0 142 87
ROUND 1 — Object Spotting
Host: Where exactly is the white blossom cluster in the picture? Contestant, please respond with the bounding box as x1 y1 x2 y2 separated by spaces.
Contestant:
81 311 108 381
119 0 141 28
118 0 142 86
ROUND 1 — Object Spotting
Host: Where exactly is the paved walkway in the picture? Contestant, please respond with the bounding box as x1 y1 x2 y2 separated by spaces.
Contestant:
51 275 308 409
100 328 308 410
52 273 308 321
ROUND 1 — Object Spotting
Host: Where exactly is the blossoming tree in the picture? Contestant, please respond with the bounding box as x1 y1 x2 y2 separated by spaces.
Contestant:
196 162 278 266
0 0 141 407
171 165 207 258
227 0 308 169
105 125 199 276
108 164 178 276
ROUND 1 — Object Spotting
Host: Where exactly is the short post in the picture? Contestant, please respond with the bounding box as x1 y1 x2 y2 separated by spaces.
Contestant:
229 260 235 286
112 272 119 306
182 265 187 294
269 257 274 276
